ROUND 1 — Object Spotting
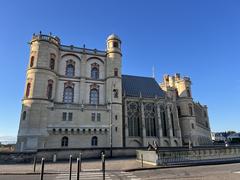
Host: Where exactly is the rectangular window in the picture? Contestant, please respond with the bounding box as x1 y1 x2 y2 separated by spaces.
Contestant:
115 115 118 120
115 127 118 132
91 113 95 121
62 112 67 121
68 112 73 121
97 113 101 121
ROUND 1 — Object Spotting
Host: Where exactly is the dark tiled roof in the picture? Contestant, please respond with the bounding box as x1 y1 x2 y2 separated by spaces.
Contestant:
122 75 165 98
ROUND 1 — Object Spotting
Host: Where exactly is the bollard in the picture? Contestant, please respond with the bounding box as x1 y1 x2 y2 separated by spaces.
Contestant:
40 158 45 180
33 156 37 172
102 154 105 180
77 158 80 180
69 155 72 180
141 154 143 168
79 152 82 172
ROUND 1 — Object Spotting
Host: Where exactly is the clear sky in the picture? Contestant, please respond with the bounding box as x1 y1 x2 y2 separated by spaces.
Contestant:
0 0 240 137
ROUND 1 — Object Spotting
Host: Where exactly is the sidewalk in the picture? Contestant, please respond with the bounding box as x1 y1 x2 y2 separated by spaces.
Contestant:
0 157 154 175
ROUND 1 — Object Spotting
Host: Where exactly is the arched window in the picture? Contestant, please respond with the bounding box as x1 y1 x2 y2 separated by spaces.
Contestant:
144 103 157 137
66 64 74 77
22 111 26 120
91 136 98 146
63 86 74 103
61 136 68 147
114 68 118 77
127 102 140 137
91 63 99 79
160 106 167 137
90 89 99 104
189 104 193 116
47 80 53 99
91 67 99 79
50 58 55 70
26 83 31 98
30 56 34 67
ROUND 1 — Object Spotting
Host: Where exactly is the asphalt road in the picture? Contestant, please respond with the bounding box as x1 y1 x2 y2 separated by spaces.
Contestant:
1 163 240 180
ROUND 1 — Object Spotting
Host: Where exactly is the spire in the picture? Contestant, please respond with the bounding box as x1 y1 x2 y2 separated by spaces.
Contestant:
152 65 155 78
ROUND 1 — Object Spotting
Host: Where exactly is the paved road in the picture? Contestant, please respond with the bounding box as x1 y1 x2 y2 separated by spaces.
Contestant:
133 162 240 180
1 163 240 180
0 171 141 180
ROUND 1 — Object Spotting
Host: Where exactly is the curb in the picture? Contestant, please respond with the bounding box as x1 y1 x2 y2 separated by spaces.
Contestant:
125 159 240 172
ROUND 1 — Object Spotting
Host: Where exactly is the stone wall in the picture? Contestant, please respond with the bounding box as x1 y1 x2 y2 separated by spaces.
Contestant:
36 147 142 161
0 147 145 164
0 152 36 164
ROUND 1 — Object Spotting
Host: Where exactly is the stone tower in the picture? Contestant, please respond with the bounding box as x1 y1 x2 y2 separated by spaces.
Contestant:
17 33 60 151
161 74 198 145
105 34 123 147
174 74 198 145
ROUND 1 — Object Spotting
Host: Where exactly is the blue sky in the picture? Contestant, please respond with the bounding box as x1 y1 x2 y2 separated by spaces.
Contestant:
0 0 240 137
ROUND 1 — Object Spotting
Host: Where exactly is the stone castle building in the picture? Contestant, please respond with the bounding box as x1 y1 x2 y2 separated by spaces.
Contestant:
16 33 212 151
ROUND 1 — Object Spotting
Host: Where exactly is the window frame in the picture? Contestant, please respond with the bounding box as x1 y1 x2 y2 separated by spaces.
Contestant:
61 136 68 147
91 136 98 146
90 88 99 105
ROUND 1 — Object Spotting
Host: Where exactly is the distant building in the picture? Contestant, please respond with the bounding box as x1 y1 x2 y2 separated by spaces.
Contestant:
16 33 212 152
211 132 227 142
228 133 240 143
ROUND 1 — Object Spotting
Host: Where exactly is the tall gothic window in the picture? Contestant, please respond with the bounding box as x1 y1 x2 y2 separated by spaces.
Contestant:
30 56 34 67
65 60 75 77
47 80 53 99
170 111 175 137
91 136 98 146
63 82 74 103
160 106 167 137
127 101 141 137
91 63 99 79
26 83 31 98
144 103 157 137
90 88 99 104
61 136 68 147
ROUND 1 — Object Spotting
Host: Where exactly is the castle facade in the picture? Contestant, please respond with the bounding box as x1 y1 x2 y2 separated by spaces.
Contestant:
16 33 211 151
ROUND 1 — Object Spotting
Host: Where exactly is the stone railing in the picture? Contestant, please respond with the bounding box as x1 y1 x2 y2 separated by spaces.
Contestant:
60 45 106 56
137 146 240 165
31 34 61 46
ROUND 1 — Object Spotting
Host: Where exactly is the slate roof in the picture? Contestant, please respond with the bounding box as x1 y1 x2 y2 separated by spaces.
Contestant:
122 75 165 98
